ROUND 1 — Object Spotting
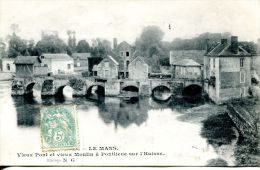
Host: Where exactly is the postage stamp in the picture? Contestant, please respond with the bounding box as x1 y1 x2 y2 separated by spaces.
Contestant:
40 105 79 151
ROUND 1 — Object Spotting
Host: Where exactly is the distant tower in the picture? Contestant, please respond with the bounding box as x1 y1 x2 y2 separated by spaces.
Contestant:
72 31 76 48
113 38 117 50
257 38 260 54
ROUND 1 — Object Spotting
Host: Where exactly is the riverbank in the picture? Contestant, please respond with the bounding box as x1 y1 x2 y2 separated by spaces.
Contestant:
176 98 260 166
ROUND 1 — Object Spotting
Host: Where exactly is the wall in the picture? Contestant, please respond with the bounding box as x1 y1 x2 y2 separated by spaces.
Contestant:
129 57 149 80
74 58 88 72
2 58 15 72
97 58 118 79
16 64 34 77
105 80 120 96
43 59 74 74
34 66 48 76
174 66 201 79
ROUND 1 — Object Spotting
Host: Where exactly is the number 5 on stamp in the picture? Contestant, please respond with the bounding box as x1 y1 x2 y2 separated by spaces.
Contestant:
40 105 79 151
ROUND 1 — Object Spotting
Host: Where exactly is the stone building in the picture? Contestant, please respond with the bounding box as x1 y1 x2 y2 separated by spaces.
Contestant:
94 53 121 79
14 56 48 77
112 41 135 78
129 56 152 80
1 58 16 73
204 36 252 104
172 59 202 79
71 53 91 73
40 53 74 74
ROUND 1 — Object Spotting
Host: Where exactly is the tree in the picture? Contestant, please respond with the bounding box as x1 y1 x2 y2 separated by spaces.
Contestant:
135 26 164 57
35 34 67 54
7 34 27 58
76 40 91 53
90 38 111 58
0 38 7 58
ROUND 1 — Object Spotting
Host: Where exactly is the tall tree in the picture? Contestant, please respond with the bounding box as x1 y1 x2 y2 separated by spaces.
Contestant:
135 26 164 57
7 34 27 58
35 33 67 54
76 40 91 53
0 38 7 58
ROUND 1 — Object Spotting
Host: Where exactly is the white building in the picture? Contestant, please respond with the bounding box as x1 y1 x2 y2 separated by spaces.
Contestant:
1 58 16 73
40 53 74 74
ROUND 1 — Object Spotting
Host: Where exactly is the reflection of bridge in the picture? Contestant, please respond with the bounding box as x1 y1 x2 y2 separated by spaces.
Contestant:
11 75 203 99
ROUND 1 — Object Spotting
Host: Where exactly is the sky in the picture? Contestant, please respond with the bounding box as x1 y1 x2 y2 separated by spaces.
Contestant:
0 0 259 45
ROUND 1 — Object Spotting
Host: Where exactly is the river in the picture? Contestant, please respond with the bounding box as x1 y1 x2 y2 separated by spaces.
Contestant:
0 80 257 166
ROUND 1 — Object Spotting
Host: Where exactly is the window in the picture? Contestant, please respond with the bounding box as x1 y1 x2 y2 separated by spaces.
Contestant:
240 71 245 83
126 51 130 57
126 72 129 78
240 58 244 68
213 58 215 68
67 64 71 69
77 62 80 67
120 51 124 57
126 60 130 69
104 62 109 68
6 63 10 71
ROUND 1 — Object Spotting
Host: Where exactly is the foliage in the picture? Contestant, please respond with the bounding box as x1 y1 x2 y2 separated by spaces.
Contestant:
170 32 231 50
90 38 111 58
135 26 165 57
69 78 85 91
76 40 91 53
7 34 27 58
35 34 67 54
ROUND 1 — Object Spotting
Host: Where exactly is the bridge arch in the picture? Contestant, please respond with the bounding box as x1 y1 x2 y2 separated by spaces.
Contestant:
121 85 139 92
152 85 172 101
24 82 42 98
86 84 105 97
182 84 202 98
55 85 73 98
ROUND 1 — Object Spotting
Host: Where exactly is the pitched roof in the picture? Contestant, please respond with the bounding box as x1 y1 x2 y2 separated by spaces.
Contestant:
41 53 73 60
71 53 91 59
173 59 201 66
207 43 251 56
14 56 41 65
107 51 125 71
117 41 132 50
170 50 205 65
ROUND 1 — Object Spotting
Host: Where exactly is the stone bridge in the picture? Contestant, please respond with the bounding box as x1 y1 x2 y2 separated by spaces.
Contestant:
11 76 204 98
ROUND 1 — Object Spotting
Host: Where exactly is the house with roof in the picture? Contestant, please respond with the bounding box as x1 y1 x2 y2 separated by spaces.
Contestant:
93 53 120 79
40 53 74 74
172 59 202 79
112 41 135 78
1 57 16 73
170 50 205 66
169 50 204 79
204 36 252 104
128 56 152 80
14 56 48 77
71 53 91 73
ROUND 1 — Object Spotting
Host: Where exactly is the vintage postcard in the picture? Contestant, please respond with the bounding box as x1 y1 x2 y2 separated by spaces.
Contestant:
0 0 259 167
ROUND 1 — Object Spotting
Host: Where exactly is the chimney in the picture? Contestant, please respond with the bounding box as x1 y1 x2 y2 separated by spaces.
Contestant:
205 39 210 53
231 36 238 54
257 38 260 54
113 38 117 49
221 39 228 45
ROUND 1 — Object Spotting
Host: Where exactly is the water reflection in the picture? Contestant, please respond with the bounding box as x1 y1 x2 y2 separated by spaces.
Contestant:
1 80 258 166
200 114 239 166
98 97 148 128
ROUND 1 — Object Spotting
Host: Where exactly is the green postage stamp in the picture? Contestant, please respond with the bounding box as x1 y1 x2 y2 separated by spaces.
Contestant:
40 105 79 151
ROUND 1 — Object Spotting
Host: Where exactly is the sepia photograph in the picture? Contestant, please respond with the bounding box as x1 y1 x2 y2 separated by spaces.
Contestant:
0 0 259 167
